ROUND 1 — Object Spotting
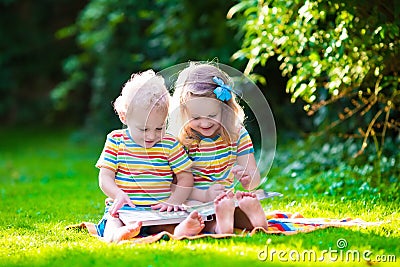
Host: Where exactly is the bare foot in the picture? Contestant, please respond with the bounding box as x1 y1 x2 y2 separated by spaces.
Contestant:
214 191 235 234
174 210 205 236
236 191 268 230
108 221 142 243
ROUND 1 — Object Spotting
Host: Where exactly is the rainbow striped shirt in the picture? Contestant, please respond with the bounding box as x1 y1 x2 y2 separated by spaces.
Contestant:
96 129 192 206
187 127 254 190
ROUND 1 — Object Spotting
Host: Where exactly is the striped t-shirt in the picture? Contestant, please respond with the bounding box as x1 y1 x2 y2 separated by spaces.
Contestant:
96 129 192 206
187 127 254 190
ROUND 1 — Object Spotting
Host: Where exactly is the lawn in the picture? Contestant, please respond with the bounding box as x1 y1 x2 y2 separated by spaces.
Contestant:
0 128 398 267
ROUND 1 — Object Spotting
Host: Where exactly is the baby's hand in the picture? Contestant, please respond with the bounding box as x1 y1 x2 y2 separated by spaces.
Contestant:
151 202 184 212
231 165 251 188
108 191 135 217
205 184 226 202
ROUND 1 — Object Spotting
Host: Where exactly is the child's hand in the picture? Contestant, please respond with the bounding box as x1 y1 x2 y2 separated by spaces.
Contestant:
151 202 184 212
231 165 251 188
205 184 226 202
108 191 135 217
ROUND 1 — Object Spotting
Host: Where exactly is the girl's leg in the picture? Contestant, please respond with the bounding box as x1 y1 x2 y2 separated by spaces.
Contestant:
234 191 268 230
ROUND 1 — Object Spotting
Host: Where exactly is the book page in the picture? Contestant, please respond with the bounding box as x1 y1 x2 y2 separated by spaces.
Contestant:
118 190 282 226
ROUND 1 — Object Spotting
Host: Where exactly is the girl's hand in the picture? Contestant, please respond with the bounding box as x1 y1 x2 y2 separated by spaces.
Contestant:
108 191 135 217
231 165 251 188
151 202 184 212
205 184 226 202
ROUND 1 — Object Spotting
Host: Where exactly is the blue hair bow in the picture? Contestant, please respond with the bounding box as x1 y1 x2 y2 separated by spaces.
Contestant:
212 76 232 101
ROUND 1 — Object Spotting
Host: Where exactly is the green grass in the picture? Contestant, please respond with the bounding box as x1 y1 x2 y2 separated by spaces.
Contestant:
0 128 398 267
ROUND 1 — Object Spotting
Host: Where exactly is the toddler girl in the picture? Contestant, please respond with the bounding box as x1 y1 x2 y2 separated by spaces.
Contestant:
169 62 268 234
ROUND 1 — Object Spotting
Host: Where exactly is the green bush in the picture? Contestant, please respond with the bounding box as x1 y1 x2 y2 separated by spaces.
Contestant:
264 135 399 202
229 0 400 155
0 0 85 125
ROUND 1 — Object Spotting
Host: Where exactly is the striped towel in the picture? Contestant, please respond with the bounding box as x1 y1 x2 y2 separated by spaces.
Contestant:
66 211 381 244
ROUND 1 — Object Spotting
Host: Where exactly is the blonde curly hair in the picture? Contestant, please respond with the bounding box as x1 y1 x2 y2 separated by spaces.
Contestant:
114 70 169 124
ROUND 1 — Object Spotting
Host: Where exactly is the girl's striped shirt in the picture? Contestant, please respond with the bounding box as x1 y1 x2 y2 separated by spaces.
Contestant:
187 127 254 190
96 129 192 206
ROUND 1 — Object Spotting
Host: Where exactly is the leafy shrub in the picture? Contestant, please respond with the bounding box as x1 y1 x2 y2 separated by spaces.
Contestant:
229 0 400 155
264 135 399 202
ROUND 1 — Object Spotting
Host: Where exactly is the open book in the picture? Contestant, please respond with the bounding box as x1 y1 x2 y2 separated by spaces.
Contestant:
118 190 283 226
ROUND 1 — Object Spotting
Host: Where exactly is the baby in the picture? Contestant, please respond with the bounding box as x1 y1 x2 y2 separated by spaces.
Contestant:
95 70 204 242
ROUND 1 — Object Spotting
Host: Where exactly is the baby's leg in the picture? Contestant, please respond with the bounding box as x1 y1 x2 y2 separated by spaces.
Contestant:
173 210 205 236
214 191 236 234
103 216 142 243
235 191 268 230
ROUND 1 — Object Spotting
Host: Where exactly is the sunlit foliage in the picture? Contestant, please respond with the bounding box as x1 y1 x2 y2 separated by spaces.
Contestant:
229 0 400 154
